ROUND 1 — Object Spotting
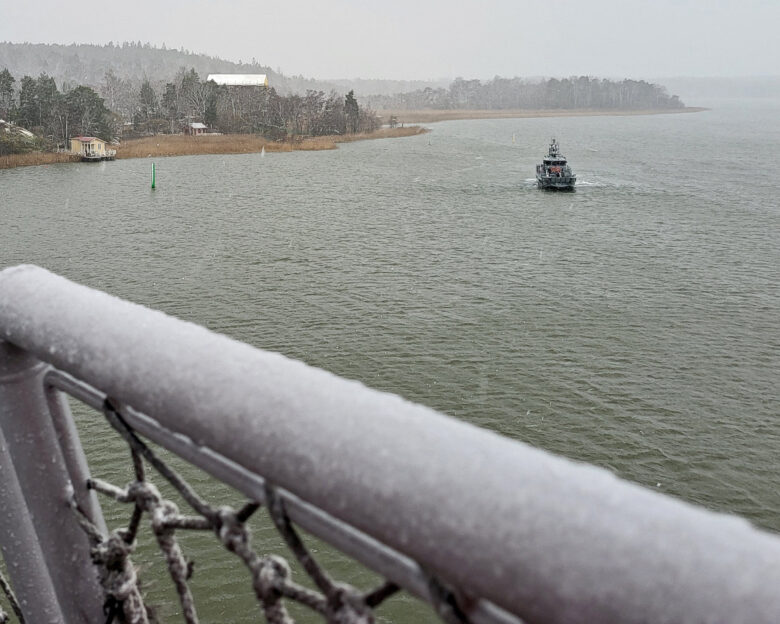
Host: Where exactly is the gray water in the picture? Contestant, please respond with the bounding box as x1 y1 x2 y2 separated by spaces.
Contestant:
2 100 779 621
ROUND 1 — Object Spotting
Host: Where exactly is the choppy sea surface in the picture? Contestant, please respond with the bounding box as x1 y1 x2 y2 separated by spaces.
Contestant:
2 99 779 621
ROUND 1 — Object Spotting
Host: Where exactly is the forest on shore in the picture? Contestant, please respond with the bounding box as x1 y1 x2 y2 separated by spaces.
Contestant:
0 41 687 157
0 67 381 155
364 76 685 111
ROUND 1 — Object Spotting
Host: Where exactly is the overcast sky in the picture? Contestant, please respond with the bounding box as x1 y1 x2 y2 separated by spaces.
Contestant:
2 0 778 80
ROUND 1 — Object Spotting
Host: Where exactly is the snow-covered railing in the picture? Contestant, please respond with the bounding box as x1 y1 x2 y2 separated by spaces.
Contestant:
1 264 780 624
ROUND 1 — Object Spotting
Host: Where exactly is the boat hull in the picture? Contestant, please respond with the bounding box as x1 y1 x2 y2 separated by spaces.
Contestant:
536 176 576 191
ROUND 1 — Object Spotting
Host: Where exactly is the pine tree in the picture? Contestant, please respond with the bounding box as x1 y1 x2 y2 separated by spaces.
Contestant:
0 68 15 119
344 90 359 134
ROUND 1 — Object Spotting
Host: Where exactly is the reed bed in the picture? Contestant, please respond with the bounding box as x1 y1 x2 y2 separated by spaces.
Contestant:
116 128 428 159
333 126 429 143
0 152 80 169
1 127 429 169
115 134 318 159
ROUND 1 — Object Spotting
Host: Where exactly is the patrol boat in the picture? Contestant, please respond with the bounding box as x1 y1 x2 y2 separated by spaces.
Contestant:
536 138 576 190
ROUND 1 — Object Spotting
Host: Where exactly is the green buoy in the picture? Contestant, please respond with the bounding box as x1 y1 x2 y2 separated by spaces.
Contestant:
151 162 156 189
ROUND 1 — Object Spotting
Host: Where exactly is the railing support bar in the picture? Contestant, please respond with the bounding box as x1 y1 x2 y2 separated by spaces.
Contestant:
0 415 62 623
0 342 105 623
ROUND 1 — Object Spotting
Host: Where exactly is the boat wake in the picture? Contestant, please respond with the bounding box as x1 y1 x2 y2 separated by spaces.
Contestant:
525 177 602 189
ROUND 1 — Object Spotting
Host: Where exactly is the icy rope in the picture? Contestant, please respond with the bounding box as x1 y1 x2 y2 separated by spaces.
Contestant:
68 399 473 624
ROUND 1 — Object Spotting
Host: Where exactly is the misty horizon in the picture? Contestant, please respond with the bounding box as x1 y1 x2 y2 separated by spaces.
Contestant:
3 39 780 85
2 0 779 82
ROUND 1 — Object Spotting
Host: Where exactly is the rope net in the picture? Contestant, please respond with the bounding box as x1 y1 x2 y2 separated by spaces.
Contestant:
41 398 473 624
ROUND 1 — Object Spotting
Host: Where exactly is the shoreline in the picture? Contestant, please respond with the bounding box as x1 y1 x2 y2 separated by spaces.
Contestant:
0 108 707 169
0 126 429 170
114 126 429 160
378 107 708 124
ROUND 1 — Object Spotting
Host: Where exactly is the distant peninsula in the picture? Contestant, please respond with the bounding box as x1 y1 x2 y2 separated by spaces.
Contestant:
378 107 706 124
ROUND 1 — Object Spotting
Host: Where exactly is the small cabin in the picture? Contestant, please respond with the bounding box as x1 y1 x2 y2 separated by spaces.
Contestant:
70 136 113 160
185 122 207 136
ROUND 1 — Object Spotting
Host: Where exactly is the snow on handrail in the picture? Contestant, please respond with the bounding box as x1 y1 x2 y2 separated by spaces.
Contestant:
2 264 780 624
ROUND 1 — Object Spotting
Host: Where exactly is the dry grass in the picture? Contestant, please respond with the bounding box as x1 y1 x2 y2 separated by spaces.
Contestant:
116 128 429 159
286 136 338 151
378 108 708 124
115 134 315 159
0 127 430 169
333 126 429 143
0 151 80 169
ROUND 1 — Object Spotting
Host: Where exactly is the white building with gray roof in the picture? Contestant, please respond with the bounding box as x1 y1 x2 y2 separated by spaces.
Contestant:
206 74 269 87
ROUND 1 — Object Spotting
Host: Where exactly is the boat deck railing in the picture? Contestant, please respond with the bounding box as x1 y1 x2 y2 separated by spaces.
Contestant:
1 264 780 624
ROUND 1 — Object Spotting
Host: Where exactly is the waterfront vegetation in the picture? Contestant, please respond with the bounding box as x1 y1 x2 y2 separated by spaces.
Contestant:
0 67 383 162
0 126 428 168
0 151 79 169
114 126 428 158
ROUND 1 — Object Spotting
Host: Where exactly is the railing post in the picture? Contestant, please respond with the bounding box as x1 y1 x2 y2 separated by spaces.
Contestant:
0 341 105 623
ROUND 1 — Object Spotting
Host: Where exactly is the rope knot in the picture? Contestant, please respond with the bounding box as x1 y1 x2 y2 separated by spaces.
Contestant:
256 555 293 620
92 532 134 569
215 506 251 553
327 584 375 624
92 533 140 602
260 554 291 586
127 480 162 512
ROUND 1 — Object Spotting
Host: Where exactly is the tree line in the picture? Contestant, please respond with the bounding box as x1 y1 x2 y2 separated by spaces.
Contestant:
0 69 115 152
130 69 378 138
364 76 685 110
1 63 687 156
0 67 380 153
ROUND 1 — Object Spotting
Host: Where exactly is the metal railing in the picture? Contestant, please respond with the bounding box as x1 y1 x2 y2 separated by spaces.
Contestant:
1 264 780 623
